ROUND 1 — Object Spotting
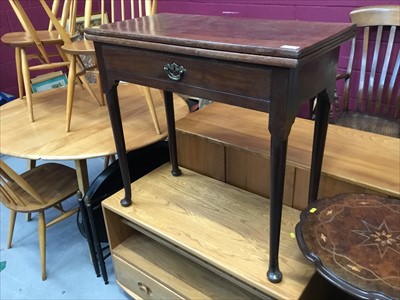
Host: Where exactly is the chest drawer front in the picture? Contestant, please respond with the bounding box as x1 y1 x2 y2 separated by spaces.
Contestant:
102 45 271 105
113 255 184 300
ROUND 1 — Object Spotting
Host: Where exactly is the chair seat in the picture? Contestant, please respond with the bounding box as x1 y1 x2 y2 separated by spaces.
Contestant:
1 30 64 47
335 111 399 138
6 163 78 212
62 39 95 55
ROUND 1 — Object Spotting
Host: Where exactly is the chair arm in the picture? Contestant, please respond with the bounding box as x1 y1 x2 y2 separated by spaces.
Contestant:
336 73 350 81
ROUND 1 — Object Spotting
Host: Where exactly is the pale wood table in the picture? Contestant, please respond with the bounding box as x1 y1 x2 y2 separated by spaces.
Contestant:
0 83 189 192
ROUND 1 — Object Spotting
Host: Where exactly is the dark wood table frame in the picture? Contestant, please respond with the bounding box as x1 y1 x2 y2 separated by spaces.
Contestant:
86 13 355 283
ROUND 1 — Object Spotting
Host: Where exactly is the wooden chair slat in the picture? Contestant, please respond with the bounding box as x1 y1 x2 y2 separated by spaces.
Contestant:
368 25 382 113
334 5 399 137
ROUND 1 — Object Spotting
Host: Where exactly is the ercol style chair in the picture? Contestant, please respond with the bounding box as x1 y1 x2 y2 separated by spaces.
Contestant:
77 140 170 284
0 161 79 280
1 0 74 122
333 5 400 138
43 0 161 133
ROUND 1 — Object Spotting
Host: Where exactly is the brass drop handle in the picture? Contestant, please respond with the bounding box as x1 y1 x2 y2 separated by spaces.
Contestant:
138 282 151 295
164 63 186 81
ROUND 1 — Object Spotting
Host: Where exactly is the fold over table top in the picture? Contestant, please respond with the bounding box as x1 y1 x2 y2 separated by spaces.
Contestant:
86 13 355 67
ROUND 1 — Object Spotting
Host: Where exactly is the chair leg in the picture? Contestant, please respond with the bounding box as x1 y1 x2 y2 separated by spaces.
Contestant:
26 159 36 221
87 206 108 284
95 72 105 106
20 48 34 122
38 211 47 281
15 47 25 99
78 195 101 277
66 54 77 132
7 210 17 249
103 155 116 169
142 86 161 134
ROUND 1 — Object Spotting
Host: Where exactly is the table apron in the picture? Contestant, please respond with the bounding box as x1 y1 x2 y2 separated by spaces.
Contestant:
101 45 272 112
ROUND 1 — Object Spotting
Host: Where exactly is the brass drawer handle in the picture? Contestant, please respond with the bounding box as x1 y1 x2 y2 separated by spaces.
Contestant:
138 282 152 295
164 63 186 81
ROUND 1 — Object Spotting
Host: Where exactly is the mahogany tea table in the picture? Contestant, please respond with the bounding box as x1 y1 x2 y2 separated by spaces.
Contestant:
86 13 355 283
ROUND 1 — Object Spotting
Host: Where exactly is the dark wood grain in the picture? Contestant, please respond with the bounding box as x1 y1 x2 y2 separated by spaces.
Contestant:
296 193 400 300
86 13 354 59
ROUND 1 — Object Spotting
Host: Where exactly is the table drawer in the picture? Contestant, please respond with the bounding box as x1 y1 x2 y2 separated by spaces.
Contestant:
102 45 271 109
113 254 184 300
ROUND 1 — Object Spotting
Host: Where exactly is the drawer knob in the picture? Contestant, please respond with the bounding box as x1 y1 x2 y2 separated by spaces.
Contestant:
164 63 186 81
138 282 152 295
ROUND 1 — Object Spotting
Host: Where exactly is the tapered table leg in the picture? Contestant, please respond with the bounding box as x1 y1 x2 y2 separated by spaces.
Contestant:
163 91 181 176
267 137 288 283
105 83 133 207
309 89 330 203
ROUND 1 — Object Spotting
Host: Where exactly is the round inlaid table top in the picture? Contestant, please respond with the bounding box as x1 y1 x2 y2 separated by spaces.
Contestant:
296 193 400 300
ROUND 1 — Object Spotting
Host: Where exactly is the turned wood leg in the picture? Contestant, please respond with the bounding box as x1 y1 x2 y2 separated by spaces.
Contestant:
163 91 181 176
142 86 161 135
26 159 36 221
74 160 89 193
38 211 46 281
66 54 77 132
7 210 17 249
15 47 24 99
20 48 34 122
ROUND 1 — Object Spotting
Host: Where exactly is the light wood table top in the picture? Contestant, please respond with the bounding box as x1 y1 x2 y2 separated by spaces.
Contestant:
0 83 189 191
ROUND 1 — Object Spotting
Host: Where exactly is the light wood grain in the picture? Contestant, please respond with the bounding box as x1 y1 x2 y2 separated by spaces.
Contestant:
113 233 258 299
175 103 400 199
102 164 315 300
0 83 188 160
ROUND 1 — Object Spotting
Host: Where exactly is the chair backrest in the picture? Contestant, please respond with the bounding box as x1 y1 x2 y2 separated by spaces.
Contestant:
100 0 157 24
77 0 157 30
341 5 400 119
0 160 45 209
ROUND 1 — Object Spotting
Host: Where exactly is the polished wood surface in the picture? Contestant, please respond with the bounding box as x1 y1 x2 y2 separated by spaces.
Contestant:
103 164 315 300
0 83 189 192
0 84 188 160
176 103 400 199
296 193 400 300
86 13 354 61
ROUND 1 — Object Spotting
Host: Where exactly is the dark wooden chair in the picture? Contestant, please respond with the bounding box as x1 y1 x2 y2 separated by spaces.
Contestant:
77 140 170 284
333 5 400 138
0 161 79 280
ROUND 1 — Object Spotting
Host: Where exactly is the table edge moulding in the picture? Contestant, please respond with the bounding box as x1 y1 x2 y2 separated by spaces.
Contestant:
86 12 355 295
296 193 400 300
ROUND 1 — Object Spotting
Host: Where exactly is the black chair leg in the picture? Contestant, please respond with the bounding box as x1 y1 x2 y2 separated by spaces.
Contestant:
87 204 109 284
77 192 101 277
